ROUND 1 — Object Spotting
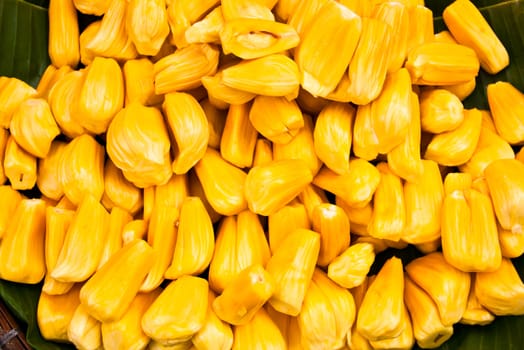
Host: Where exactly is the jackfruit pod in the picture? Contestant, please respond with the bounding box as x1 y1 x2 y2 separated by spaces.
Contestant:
312 203 350 267
485 159 524 234
287 0 328 36
48 70 87 138
220 18 299 59
265 305 302 349
460 276 495 325
474 258 524 315
221 0 274 21
36 141 67 200
402 160 444 245
253 138 273 166
106 103 172 188
352 104 379 161
201 72 256 107
405 42 480 85
405 252 471 325
165 197 214 279
296 88 329 115
153 174 189 215
78 21 102 66
75 57 124 134
249 95 303 144
327 243 375 289
190 291 233 350
212 264 274 326
407 5 434 53
102 159 143 216
270 115 318 176
347 18 392 106
370 68 412 154
274 0 300 21
221 54 300 98
9 98 60 158
139 204 178 293
154 44 220 95
0 199 46 283
368 162 406 242
298 183 329 221
49 0 79 68
73 0 111 15
295 0 361 97
266 228 320 316
357 257 405 341
425 108 482 166
84 0 137 60
232 308 286 350
313 102 354 174
404 276 453 349
185 6 224 45
245 159 313 216
0 77 37 128
123 59 163 107
268 200 310 253
459 124 515 179
97 207 133 269
487 81 524 144
101 289 161 350
162 92 209 174
43 206 75 295
442 78 477 101
199 99 226 149
368 305 414 350
336 198 373 227
142 187 155 223
126 0 170 56
323 68 354 103
80 239 155 323
443 0 509 74
36 64 73 99
38 284 82 342
59 134 105 205
350 275 370 311
220 103 257 168
51 194 109 282
68 303 103 350
313 159 380 208
0 185 22 239
166 0 220 47
209 212 270 292
443 178 494 264
194 148 248 216
56 196 76 210
3 136 37 190
121 220 148 245
349 224 371 238
372 1 408 72
387 91 424 182
419 88 464 134
298 269 356 349
348 328 372 350
188 172 222 224
142 276 209 345
433 30 456 43
0 128 7 184
498 221 524 258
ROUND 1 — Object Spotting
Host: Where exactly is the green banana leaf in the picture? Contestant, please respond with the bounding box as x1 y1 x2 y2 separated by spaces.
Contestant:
1 0 524 349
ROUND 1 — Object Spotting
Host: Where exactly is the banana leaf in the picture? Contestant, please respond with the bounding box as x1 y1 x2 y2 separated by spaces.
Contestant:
1 0 524 349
